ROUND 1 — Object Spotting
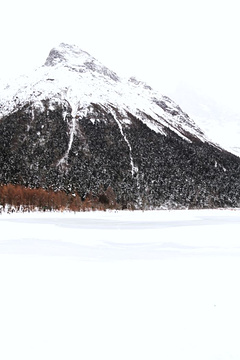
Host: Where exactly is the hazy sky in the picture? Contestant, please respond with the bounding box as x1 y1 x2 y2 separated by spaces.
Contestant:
1 0 239 110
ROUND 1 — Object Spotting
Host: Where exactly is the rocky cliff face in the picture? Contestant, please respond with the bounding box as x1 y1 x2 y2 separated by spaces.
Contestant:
1 43 240 208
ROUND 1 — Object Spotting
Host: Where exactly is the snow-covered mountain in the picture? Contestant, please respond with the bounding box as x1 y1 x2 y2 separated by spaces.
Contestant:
1 43 240 208
170 82 240 157
0 43 207 144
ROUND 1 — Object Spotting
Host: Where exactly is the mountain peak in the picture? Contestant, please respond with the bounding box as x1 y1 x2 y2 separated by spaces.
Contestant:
1 44 240 209
44 43 93 67
44 43 119 81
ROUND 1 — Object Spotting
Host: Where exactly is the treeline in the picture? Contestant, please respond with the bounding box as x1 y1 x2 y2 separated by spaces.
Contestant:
0 184 118 212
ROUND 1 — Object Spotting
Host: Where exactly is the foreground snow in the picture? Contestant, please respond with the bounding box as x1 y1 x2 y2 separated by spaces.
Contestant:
1 209 240 360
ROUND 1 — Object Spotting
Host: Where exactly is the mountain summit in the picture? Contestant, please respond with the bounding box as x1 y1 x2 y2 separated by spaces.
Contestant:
0 43 207 142
0 43 240 209
44 43 119 81
44 43 93 67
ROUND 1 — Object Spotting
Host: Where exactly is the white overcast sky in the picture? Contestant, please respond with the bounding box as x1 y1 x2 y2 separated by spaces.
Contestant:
0 0 239 110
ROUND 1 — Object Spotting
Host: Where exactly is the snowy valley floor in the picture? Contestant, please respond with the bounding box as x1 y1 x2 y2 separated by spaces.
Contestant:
1 209 240 360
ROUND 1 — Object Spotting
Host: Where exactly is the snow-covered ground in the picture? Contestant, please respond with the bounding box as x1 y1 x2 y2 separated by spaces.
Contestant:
1 209 240 360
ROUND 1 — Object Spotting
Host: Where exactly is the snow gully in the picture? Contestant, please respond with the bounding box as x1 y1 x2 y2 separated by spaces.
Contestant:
111 110 138 178
57 111 76 167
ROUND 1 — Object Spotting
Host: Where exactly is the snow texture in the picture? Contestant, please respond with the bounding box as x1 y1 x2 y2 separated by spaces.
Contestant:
0 43 208 144
1 209 240 360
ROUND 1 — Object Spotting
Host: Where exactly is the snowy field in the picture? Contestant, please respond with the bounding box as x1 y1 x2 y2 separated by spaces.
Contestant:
1 209 240 360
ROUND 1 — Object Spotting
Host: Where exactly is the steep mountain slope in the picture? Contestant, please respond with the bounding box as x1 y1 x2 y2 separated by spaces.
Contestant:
171 82 240 156
1 43 240 209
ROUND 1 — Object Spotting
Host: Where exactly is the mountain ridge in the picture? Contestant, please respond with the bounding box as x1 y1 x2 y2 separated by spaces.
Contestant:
0 43 240 209
0 43 208 143
170 82 240 157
